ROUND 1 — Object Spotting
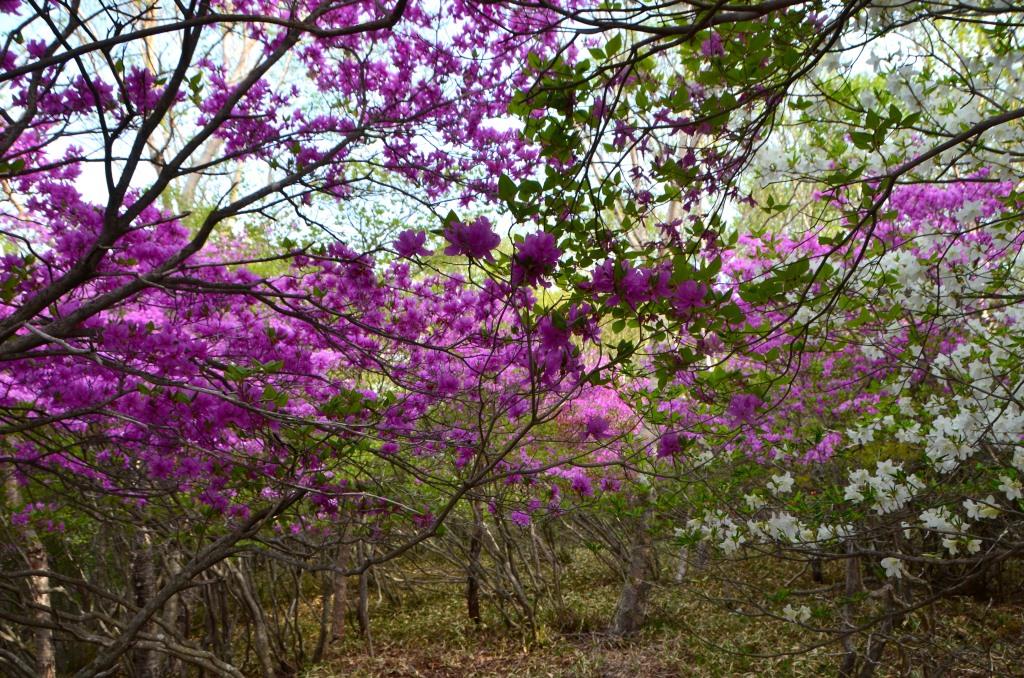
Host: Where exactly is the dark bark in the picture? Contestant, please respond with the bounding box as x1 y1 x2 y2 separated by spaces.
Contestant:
467 502 484 625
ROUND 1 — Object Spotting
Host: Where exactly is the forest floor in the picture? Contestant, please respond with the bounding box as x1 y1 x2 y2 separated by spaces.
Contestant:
305 554 1024 678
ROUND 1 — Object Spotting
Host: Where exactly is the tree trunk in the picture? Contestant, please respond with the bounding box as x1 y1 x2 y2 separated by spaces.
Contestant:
674 545 689 583
4 473 56 678
227 560 275 678
611 498 655 636
840 540 863 677
467 502 483 625
811 557 824 583
131 529 163 677
356 541 373 656
330 521 352 644
312 572 332 664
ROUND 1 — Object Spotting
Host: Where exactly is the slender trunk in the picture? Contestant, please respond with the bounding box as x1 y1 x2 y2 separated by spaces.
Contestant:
674 545 689 584
356 541 373 657
73 493 304 678
131 528 163 677
693 541 709 571
840 540 863 677
312 572 332 664
330 521 352 644
227 560 275 678
811 557 824 583
611 498 655 636
467 502 483 625
164 551 185 678
4 473 56 678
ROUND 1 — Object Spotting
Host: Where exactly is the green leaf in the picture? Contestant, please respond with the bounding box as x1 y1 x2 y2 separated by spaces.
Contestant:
606 34 623 56
498 174 517 202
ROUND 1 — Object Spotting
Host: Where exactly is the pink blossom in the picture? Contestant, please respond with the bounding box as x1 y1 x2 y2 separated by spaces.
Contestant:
443 217 500 260
511 231 561 287
394 229 432 258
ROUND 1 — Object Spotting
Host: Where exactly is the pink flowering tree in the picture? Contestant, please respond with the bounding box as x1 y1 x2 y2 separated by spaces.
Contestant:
0 0 621 673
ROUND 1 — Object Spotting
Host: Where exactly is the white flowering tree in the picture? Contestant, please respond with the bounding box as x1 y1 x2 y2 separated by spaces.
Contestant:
667 163 1024 676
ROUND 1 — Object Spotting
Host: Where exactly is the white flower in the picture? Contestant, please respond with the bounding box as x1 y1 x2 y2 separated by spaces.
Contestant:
875 459 900 478
781 604 811 624
965 539 982 555
766 512 802 542
920 507 956 532
768 472 794 495
998 475 1022 501
955 200 985 223
880 557 903 579
720 532 746 554
844 484 865 502
849 469 871 485
963 496 1000 520
744 493 766 511
1012 450 1024 472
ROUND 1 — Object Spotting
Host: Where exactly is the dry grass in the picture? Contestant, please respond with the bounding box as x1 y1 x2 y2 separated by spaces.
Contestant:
304 554 1024 678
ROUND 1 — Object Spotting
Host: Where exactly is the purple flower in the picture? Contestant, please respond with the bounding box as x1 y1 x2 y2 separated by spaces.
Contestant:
588 259 616 293
569 470 594 497
443 216 500 261
534 315 574 378
673 280 707 312
616 263 650 308
657 431 681 458
0 0 21 14
728 393 762 422
700 32 725 58
585 414 610 439
393 229 432 258
511 231 561 287
509 510 531 527
537 315 570 351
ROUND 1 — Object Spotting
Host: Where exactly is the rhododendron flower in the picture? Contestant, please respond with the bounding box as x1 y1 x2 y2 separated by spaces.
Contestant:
615 263 649 308
569 470 594 496
393 229 432 258
584 414 610 439
585 260 649 308
511 231 560 287
509 510 531 527
997 475 1021 501
767 471 794 495
700 32 725 58
657 431 681 457
443 216 500 260
728 393 762 422
587 259 616 294
0 0 20 14
963 496 999 519
567 303 600 343
880 557 903 579
673 279 707 312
